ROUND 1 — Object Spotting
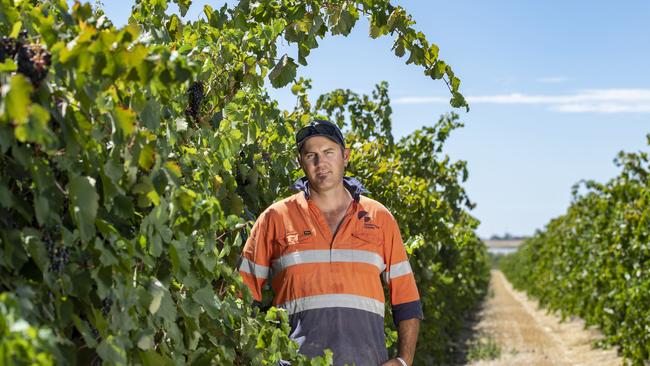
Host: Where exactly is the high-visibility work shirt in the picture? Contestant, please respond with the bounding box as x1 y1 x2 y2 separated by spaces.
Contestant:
239 187 423 366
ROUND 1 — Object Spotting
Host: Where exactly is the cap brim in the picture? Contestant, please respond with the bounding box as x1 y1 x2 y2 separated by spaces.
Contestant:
297 134 345 150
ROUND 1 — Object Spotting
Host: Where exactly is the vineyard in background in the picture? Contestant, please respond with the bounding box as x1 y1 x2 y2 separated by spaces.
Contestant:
501 140 650 365
0 0 488 365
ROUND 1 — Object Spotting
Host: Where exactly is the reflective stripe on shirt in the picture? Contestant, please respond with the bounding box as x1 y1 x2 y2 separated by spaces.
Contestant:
272 249 386 273
238 257 270 279
389 260 413 279
278 293 385 317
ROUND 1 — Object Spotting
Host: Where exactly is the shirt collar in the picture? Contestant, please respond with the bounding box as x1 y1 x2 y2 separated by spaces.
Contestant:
291 176 369 202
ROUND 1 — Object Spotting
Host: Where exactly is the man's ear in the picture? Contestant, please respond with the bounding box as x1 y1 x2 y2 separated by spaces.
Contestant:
343 148 351 166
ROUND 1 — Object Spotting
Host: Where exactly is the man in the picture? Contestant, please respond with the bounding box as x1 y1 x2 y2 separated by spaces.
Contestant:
239 119 422 366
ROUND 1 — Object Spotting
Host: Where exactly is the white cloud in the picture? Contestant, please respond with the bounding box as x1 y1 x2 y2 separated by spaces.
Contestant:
392 96 449 104
537 76 568 83
393 89 650 113
554 103 650 113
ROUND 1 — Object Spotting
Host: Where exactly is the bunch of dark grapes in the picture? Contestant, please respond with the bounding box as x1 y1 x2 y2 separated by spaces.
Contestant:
185 81 204 120
16 43 51 86
44 227 69 273
0 36 20 62
101 297 112 316
1 31 51 86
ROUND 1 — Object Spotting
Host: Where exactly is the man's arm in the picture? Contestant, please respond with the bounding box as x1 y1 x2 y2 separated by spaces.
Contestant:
238 212 273 302
381 318 420 366
382 212 423 365
397 318 420 364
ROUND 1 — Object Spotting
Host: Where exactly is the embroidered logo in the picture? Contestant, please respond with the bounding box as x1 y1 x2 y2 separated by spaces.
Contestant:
358 211 379 229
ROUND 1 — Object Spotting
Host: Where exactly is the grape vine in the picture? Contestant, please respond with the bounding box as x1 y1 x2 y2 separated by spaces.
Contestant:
501 140 650 365
0 1 485 364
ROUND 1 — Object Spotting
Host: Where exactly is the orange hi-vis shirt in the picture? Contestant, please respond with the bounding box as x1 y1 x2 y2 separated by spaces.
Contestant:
239 179 423 365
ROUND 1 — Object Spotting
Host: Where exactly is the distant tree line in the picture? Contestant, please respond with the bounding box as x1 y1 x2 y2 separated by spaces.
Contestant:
488 233 528 241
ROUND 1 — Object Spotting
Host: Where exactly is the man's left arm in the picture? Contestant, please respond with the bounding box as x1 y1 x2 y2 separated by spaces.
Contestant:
398 318 420 365
382 213 424 366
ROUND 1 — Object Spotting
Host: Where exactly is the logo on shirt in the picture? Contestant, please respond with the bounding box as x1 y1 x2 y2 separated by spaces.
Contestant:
358 210 379 229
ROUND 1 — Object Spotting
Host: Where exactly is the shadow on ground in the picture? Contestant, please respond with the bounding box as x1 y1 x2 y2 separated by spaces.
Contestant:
445 288 501 366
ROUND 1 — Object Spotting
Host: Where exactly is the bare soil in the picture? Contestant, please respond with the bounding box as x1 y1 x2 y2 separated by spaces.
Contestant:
466 270 623 366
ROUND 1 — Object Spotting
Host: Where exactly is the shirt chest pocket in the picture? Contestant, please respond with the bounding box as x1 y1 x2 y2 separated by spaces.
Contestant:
275 230 316 255
349 230 384 250
272 230 317 276
346 231 386 274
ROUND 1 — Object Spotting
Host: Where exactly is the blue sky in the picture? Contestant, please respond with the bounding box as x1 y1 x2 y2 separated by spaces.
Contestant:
90 0 650 238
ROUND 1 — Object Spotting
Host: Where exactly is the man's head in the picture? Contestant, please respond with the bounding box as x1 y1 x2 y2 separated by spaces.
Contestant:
295 120 350 193
295 119 345 153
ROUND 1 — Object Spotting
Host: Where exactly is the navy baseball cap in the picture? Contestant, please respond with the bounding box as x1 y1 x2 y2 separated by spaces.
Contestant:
295 119 345 151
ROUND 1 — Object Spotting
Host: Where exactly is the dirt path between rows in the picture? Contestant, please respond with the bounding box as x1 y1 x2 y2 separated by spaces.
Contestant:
467 270 623 366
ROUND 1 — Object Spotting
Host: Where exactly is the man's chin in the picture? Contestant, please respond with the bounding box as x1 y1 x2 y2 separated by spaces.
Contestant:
309 177 339 192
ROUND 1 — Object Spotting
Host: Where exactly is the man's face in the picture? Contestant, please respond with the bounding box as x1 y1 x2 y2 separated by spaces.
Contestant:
298 136 350 193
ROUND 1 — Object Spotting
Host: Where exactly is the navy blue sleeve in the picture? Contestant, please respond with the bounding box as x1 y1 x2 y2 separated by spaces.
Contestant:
391 300 424 326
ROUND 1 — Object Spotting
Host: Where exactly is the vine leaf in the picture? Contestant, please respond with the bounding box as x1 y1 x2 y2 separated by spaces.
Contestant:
269 54 297 88
69 176 99 242
173 0 191 17
5 75 32 124
114 107 136 136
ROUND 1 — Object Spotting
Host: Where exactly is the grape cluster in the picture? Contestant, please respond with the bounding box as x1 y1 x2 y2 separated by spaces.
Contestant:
1 31 51 86
0 36 20 62
17 43 51 86
44 228 69 273
91 326 100 340
101 297 112 316
185 81 204 120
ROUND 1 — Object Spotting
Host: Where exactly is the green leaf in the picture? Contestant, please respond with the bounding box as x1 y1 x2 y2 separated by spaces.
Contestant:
393 38 405 58
72 315 98 348
173 0 191 17
14 104 53 146
450 91 468 111
331 9 356 36
192 285 220 318
431 60 446 80
138 143 155 171
167 14 182 39
406 46 425 65
451 76 461 91
148 279 165 315
69 176 99 242
141 99 162 131
139 351 175 366
136 329 155 351
0 59 17 72
97 336 127 364
34 194 50 225
0 182 13 208
9 21 22 38
269 54 297 88
114 107 136 136
5 75 32 124
0 124 12 153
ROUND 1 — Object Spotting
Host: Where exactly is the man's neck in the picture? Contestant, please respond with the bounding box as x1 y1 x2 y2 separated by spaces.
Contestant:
309 183 352 213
